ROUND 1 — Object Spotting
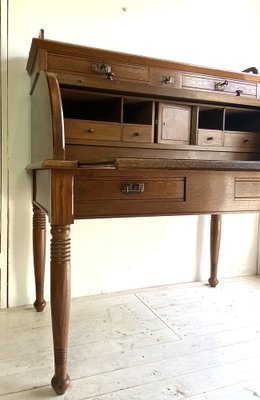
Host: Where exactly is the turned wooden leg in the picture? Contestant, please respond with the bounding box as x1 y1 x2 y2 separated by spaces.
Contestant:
208 213 222 287
33 204 46 312
50 225 71 395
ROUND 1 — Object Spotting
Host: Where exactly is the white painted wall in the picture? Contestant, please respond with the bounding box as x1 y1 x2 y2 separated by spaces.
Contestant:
1 0 9 308
4 0 260 307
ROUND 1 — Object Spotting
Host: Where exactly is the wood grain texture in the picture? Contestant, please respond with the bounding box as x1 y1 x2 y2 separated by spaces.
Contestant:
30 70 65 164
50 169 74 225
30 71 54 164
50 225 71 395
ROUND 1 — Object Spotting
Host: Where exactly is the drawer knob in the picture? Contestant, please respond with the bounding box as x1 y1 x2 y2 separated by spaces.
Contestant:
236 89 243 96
87 128 94 133
243 139 249 143
121 183 144 194
207 136 214 141
135 131 141 136
214 80 228 91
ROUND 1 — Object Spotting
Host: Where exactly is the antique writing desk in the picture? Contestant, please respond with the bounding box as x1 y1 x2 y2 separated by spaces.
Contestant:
26 33 260 394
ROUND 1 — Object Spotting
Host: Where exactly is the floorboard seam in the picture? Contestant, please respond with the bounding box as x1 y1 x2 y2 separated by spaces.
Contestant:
134 293 182 339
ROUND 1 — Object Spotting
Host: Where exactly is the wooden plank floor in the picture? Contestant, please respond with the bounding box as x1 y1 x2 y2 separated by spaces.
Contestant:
1 277 260 399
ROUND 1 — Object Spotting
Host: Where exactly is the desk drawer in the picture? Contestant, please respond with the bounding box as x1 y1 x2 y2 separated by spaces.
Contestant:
75 177 185 201
122 124 153 143
74 175 186 217
235 178 260 199
48 53 150 84
182 74 257 98
64 119 121 142
224 131 260 148
197 129 223 146
150 68 181 88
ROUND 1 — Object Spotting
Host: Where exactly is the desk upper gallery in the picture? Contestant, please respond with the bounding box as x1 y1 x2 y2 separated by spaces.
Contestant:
26 30 260 394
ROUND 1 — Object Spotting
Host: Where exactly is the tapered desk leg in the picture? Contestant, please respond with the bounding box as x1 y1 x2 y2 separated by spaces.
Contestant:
33 204 46 312
50 225 71 395
208 213 222 287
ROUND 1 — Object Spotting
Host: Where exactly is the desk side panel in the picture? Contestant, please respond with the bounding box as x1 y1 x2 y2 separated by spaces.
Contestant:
34 169 74 225
34 169 51 217
31 70 65 164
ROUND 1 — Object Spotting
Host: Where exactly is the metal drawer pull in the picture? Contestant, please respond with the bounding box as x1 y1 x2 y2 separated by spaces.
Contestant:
106 71 115 80
135 131 141 136
87 128 94 133
214 80 228 91
92 63 115 80
121 183 144 194
243 139 249 143
161 75 175 84
207 136 214 141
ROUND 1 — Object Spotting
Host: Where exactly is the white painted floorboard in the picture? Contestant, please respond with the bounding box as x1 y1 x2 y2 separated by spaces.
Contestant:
1 277 260 399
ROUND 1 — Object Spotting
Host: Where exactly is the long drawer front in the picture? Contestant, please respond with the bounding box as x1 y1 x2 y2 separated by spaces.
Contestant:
47 53 260 100
74 169 260 218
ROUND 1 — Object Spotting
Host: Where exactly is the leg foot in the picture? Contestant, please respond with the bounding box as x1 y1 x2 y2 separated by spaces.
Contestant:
208 213 221 287
33 299 47 312
51 374 70 395
208 276 219 287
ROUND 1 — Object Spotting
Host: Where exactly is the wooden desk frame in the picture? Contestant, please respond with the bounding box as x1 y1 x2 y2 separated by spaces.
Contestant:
26 34 260 394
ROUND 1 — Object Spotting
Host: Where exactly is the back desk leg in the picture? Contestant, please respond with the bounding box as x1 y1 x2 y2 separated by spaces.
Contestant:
33 204 47 312
208 213 222 287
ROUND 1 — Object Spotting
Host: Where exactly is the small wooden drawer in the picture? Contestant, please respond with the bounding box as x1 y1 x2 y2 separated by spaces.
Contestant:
182 74 257 98
150 68 181 88
197 129 223 146
224 131 260 148
74 175 186 218
48 54 150 84
75 176 185 201
122 124 153 143
64 119 121 142
235 178 260 199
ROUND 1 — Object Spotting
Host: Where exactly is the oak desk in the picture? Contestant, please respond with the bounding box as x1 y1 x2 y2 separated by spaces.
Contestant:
27 34 260 394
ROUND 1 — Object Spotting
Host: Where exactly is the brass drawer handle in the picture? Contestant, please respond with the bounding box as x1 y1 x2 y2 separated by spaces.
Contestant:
160 75 175 84
87 128 94 133
214 80 228 91
243 139 249 144
92 63 115 80
135 131 141 136
121 183 144 194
